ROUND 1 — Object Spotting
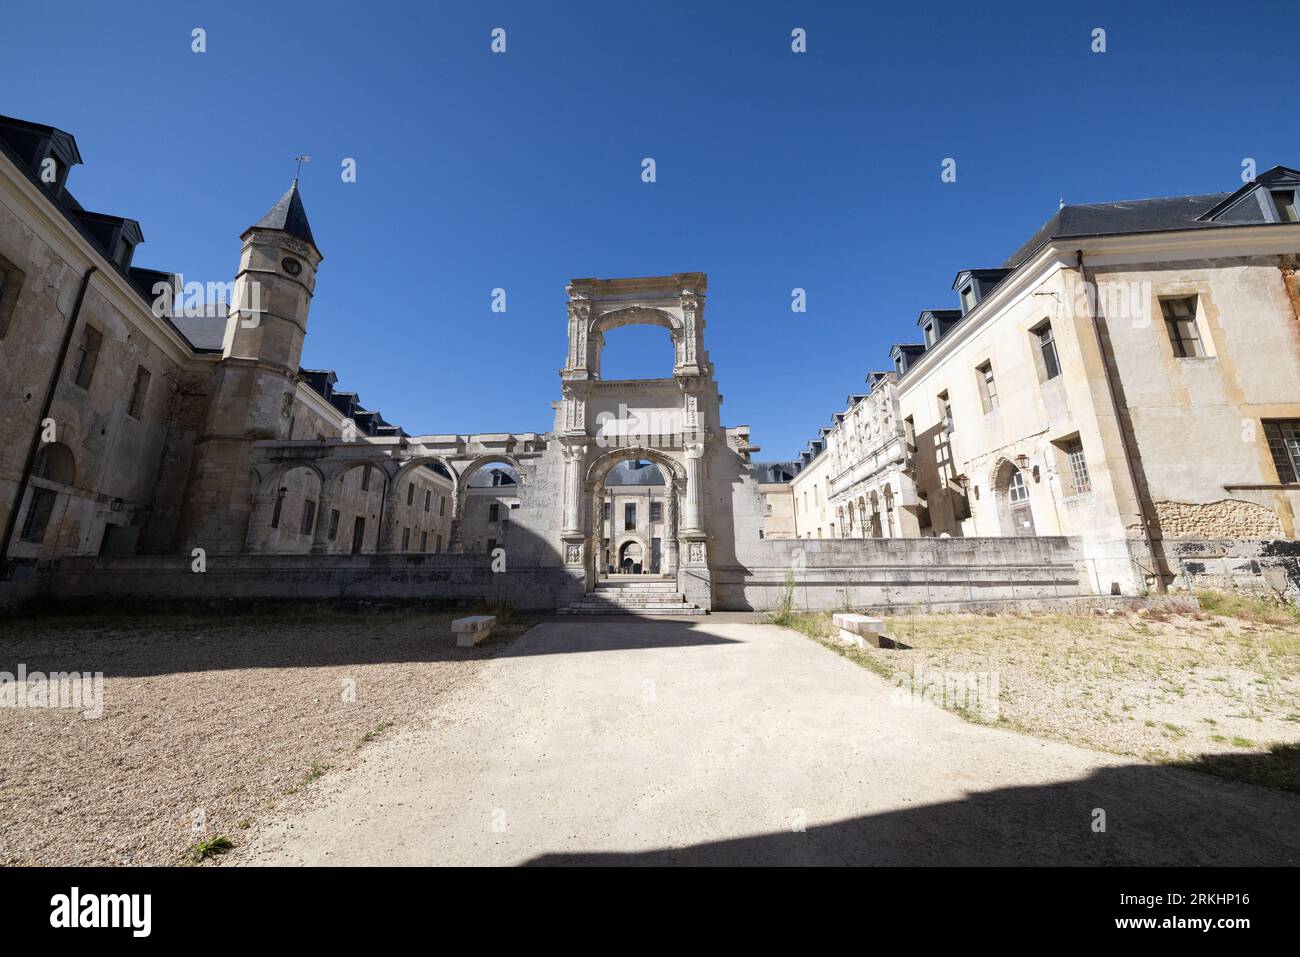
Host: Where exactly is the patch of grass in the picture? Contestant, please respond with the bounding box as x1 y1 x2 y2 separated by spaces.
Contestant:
1172 742 1300 793
1195 591 1300 627
1232 736 1256 749
188 835 233 863
360 722 394 745
768 571 797 627
236 817 252 830
284 760 334 795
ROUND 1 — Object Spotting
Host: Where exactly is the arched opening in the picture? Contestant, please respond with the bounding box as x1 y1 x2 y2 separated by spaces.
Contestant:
459 458 522 554
17 442 77 550
250 463 324 553
324 461 389 554
598 457 670 577
385 459 456 553
993 460 1036 536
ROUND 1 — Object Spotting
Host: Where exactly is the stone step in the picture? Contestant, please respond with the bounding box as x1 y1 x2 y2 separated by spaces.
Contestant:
566 601 696 611
558 606 705 616
582 593 687 603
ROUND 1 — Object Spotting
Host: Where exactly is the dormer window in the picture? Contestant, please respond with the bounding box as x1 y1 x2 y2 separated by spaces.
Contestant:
116 238 135 268
894 356 904 373
1272 190 1298 223
923 323 936 347
959 284 976 313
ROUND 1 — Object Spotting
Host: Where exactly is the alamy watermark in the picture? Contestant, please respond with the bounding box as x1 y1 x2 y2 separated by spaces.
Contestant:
0 664 104 719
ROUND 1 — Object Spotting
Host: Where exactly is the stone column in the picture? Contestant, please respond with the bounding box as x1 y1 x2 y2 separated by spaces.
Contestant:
377 470 401 551
310 480 334 554
561 444 584 537
682 442 704 535
664 483 678 575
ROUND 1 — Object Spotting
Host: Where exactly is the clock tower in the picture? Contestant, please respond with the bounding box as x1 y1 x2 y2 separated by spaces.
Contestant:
179 181 324 551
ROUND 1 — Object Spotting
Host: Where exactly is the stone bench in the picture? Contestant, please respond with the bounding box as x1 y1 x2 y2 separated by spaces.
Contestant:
831 613 889 649
452 615 496 647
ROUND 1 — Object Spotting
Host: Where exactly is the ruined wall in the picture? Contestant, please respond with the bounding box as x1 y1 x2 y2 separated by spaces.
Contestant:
1154 499 1283 539
1164 538 1300 604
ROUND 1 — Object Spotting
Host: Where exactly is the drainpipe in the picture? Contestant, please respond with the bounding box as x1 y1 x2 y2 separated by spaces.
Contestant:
1 265 98 577
1075 251 1165 593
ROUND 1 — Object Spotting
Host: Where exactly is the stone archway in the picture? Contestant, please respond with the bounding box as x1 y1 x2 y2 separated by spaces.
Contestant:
583 446 685 591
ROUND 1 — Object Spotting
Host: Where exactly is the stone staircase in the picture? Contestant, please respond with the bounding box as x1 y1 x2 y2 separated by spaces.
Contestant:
558 578 705 616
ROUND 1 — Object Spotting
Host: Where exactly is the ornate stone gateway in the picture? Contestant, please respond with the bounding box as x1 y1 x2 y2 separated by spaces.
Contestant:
555 274 719 609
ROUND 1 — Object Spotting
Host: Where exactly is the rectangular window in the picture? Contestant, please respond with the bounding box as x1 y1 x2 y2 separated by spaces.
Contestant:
1264 420 1300 484
0 257 22 339
1160 296 1205 358
270 488 287 528
960 285 976 313
650 501 663 523
328 508 340 540
1034 321 1061 380
488 503 500 522
439 496 446 516
361 468 371 492
401 527 410 550
1272 190 1298 223
421 531 429 551
424 489 431 512
435 534 443 552
71 325 102 389
300 499 317 535
602 501 611 520
127 365 151 419
624 502 636 531
976 361 998 412
1065 438 1091 495
20 488 56 543
406 483 415 506
938 391 953 433
486 538 496 554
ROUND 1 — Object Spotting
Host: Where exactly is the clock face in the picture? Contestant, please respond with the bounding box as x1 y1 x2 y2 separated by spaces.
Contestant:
281 256 302 276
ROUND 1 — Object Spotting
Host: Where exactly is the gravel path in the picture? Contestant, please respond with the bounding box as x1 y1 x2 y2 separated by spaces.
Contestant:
238 620 1300 866
0 610 515 866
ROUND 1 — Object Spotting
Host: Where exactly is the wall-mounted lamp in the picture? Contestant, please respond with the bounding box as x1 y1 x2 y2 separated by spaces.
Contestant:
110 498 124 512
955 473 970 490
1014 454 1030 470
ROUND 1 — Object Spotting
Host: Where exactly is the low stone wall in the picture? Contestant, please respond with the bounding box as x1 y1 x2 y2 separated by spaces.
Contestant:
1161 538 1300 603
715 536 1085 612
22 553 584 612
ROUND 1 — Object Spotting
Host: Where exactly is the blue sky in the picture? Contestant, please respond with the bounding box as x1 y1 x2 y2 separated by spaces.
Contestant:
4 1 1296 459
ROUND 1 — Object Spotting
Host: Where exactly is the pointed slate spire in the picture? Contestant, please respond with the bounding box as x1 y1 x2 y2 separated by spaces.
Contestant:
250 180 318 253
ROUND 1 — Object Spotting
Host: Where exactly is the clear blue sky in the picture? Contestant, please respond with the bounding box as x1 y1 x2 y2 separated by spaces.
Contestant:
4 1 1296 459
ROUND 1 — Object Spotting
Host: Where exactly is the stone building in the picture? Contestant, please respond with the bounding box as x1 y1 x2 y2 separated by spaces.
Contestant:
2 109 1295 612
788 166 1300 595
0 114 445 570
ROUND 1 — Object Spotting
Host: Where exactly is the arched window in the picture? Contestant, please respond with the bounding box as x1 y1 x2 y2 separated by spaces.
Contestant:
32 442 75 485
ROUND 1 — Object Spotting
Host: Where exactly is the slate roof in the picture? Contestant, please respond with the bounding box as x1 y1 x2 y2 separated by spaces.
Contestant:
1003 192 1246 268
603 460 666 486
170 314 227 351
251 180 318 252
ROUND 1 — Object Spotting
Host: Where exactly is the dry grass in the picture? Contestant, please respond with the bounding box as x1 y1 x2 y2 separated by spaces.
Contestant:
777 593 1300 793
0 604 538 866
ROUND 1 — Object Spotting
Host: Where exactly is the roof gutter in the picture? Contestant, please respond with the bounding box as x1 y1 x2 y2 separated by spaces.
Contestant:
1 265 97 577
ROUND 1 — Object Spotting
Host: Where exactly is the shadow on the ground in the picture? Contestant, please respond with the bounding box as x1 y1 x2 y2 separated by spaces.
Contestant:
523 755 1300 866
495 620 741 657
0 609 741 677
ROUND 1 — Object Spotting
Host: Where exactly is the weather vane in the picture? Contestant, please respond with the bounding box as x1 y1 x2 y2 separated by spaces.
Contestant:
294 154 311 180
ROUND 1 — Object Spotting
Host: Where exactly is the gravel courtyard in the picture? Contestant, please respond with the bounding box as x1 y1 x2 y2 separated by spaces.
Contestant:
0 607 530 866
238 618 1300 866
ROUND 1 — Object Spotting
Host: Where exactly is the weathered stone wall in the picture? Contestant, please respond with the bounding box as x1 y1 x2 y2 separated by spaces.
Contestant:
714 535 1084 612
1164 538 1300 603
37 553 574 611
1154 499 1283 538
